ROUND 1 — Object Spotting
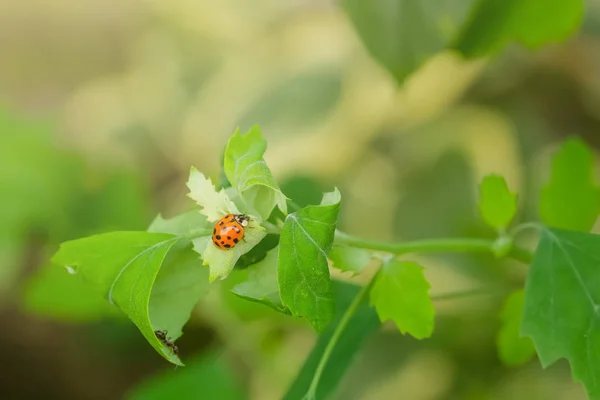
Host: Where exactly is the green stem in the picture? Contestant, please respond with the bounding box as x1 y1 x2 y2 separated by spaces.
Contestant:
334 231 533 264
302 231 534 398
303 272 378 400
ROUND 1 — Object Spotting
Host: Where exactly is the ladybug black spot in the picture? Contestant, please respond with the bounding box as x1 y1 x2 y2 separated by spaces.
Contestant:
224 244 231 248
219 221 224 226
221 241 225 245
214 241 220 247
213 228 216 234
227 236 231 240
216 235 221 240
233 238 239 243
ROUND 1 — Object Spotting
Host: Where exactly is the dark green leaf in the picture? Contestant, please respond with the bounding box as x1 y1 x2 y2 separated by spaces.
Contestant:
126 350 245 400
479 174 518 231
329 246 372 276
342 0 475 85
278 189 341 332
454 0 584 57
283 282 380 400
231 247 288 313
539 138 600 232
51 232 207 365
234 233 279 269
370 260 435 339
522 227 600 398
497 289 535 366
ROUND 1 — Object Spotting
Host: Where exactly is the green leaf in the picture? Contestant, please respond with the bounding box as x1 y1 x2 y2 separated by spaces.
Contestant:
231 246 288 313
193 217 267 283
22 264 119 321
148 210 212 237
223 126 288 220
478 174 518 231
454 0 584 57
342 0 475 85
278 189 341 332
522 227 600 398
51 232 207 365
149 240 210 342
497 289 535 366
370 260 435 339
126 350 245 400
539 138 600 232
186 168 239 222
329 246 372 276
283 281 380 400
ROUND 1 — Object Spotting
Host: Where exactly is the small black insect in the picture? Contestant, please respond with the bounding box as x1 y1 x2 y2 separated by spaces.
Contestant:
154 330 179 356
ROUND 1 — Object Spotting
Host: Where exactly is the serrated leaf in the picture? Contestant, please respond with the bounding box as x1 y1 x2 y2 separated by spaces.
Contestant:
329 246 372 276
231 247 288 313
126 350 244 400
522 227 600 398
342 0 476 85
479 174 518 231
454 0 584 57
539 138 600 232
51 232 207 365
224 126 287 220
194 218 266 283
497 289 535 366
370 260 434 339
278 189 341 332
283 281 380 400
186 168 239 222
148 210 212 237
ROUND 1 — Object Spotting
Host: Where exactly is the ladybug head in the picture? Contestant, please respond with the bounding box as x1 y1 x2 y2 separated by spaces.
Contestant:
234 214 250 227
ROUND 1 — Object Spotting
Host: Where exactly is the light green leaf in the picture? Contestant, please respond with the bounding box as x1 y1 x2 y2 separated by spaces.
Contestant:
497 289 535 366
224 126 287 220
186 168 239 222
149 240 210 342
278 189 341 332
194 217 266 283
126 350 244 400
370 260 435 339
342 0 476 85
454 0 584 58
522 227 600 398
479 174 518 231
231 247 288 313
148 210 212 237
329 246 372 276
51 232 207 365
539 138 600 232
22 263 119 321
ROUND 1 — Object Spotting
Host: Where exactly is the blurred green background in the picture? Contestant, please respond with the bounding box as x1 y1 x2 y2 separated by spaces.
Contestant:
1 1 599 399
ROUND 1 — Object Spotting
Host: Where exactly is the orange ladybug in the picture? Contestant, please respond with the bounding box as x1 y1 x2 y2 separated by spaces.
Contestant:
212 213 249 249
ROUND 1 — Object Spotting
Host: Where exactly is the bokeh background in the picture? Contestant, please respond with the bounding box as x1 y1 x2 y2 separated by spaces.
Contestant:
2 1 600 399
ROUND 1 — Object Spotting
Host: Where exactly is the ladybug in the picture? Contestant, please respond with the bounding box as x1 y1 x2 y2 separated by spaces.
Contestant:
212 213 249 249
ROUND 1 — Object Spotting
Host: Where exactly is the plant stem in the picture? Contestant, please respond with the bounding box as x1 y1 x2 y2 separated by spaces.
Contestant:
334 231 534 264
303 272 378 400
